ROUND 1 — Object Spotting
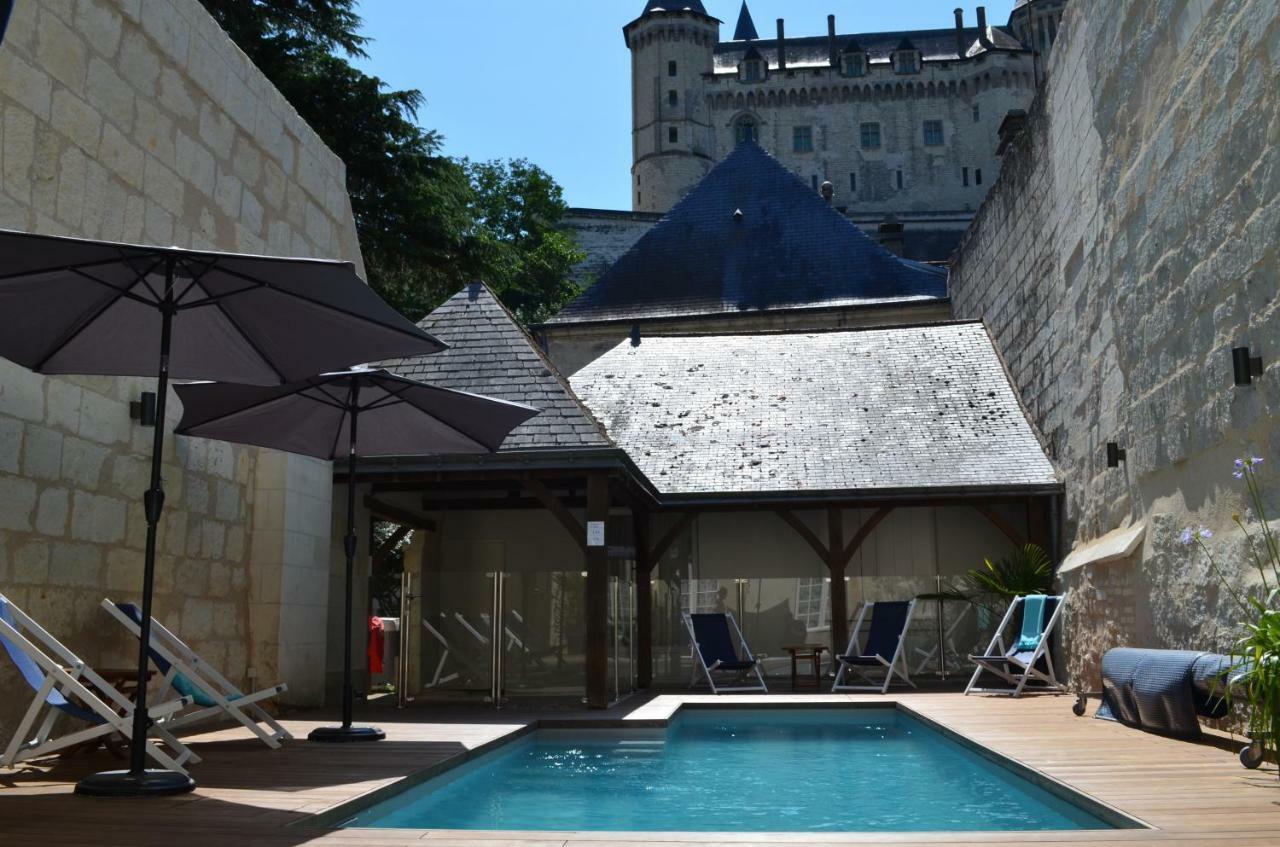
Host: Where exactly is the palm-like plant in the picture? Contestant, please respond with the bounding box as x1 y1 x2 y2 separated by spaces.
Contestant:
963 543 1054 613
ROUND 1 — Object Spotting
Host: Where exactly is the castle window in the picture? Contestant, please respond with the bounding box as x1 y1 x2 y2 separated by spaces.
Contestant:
669 126 679 143
811 175 819 190
793 126 814 153
743 59 765 82
892 41 921 74
973 103 981 122
975 168 983 185
896 169 904 189
849 172 857 193
923 120 945 146
669 90 679 107
669 60 678 77
963 167 970 187
842 53 867 78
860 122 881 150
734 117 758 145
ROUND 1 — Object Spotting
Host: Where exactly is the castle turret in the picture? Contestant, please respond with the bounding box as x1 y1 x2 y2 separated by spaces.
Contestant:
626 2 720 213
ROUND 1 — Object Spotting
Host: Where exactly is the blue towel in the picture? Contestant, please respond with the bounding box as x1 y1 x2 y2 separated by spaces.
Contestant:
1015 595 1046 652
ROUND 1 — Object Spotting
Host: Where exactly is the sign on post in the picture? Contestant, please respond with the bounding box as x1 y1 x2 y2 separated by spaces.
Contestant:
586 521 606 547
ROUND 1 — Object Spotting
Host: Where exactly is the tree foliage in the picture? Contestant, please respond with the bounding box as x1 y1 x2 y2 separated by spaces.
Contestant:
198 0 582 324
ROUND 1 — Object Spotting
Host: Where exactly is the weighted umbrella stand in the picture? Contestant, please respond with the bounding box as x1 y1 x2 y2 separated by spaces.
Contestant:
311 381 385 742
77 258 195 795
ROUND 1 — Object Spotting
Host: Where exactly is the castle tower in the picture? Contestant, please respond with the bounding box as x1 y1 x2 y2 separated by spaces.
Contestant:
626 1 720 213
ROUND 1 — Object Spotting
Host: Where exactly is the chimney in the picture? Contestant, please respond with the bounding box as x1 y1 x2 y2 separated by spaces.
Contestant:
976 6 993 49
827 15 838 67
878 215 905 257
954 8 967 57
777 19 787 71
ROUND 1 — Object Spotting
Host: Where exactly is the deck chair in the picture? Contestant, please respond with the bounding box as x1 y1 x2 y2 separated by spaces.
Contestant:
421 618 461 688
683 612 768 693
103 599 291 748
0 594 198 773
832 600 917 693
965 594 1066 697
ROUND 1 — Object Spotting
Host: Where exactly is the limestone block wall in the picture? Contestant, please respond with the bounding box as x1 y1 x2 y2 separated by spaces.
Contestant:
948 0 1280 686
0 0 361 733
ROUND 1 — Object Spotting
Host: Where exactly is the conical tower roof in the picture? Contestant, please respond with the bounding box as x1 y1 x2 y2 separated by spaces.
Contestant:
733 2 759 40
549 143 947 326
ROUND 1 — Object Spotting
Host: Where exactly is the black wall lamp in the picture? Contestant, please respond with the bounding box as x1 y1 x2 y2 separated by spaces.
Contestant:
130 391 157 427
1106 442 1126 468
1233 346 1264 386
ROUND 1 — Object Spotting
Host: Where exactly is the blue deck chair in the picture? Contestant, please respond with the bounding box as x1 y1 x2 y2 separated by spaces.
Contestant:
965 594 1066 697
103 599 291 748
683 612 768 693
0 593 197 772
832 600 918 693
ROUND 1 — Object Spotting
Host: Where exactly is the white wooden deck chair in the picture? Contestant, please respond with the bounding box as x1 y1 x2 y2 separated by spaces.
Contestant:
912 601 974 676
0 594 197 773
683 612 768 693
965 594 1066 697
832 600 917 693
421 618 460 688
102 599 291 749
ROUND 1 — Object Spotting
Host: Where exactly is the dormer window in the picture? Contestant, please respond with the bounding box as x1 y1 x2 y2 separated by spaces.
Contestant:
740 47 766 82
734 116 758 145
841 41 867 77
892 39 921 74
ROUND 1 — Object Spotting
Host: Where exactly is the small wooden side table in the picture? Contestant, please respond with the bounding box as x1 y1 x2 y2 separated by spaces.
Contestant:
782 644 828 691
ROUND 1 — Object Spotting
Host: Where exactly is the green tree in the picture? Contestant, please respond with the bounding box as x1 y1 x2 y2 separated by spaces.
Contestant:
462 159 585 325
197 0 581 324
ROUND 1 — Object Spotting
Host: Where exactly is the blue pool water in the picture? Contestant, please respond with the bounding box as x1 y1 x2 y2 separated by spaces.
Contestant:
350 709 1117 832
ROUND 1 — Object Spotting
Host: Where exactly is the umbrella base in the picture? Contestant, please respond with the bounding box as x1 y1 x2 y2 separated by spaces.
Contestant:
308 725 386 743
75 768 196 797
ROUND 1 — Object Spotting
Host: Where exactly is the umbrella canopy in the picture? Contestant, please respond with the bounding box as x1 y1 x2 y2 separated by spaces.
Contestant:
0 229 446 796
174 369 536 458
0 229 446 383
174 369 539 742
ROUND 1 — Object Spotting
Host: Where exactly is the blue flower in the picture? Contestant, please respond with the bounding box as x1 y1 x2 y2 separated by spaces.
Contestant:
1235 458 1246 469
1197 527 1214 541
1249 456 1264 467
1180 527 1195 546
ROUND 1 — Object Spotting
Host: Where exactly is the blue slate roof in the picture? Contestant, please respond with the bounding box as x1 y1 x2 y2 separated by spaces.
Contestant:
733 2 758 41
716 25 1024 68
549 143 947 326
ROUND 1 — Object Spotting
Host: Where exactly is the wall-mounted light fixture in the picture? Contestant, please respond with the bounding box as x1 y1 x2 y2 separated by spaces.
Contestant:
1106 442 1126 468
1233 346 1264 386
130 392 157 427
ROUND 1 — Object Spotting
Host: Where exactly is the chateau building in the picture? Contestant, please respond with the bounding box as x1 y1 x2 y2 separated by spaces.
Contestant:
566 1 1067 269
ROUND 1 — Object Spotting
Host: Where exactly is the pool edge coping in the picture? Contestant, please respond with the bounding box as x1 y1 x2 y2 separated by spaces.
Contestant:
302 700 1153 834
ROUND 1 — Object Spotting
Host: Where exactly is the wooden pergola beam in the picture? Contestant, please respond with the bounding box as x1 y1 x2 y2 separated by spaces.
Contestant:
648 512 696 570
363 495 436 531
973 504 1025 548
372 525 411 570
840 506 893 566
521 476 586 552
775 509 830 561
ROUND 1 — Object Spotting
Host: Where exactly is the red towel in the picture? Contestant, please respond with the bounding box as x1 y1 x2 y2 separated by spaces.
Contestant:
368 616 385 674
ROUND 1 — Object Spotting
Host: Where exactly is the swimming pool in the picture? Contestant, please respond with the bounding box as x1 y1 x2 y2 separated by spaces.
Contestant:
348 708 1122 832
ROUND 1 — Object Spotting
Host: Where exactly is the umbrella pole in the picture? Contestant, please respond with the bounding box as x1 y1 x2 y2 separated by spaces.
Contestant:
76 257 195 796
309 384 384 743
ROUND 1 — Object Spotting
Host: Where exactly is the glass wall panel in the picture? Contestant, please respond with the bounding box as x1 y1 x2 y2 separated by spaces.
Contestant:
502 569 586 699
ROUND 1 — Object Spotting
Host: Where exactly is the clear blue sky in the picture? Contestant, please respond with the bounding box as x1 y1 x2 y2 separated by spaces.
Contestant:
354 1 1017 210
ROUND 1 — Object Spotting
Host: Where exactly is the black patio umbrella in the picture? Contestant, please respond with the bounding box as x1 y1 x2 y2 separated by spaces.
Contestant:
0 229 447 796
174 370 538 743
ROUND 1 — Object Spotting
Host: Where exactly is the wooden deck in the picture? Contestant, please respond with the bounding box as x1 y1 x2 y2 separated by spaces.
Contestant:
1 692 1276 846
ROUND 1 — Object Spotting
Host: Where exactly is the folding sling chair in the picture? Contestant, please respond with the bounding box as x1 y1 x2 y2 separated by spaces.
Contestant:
832 600 917 693
965 594 1066 697
683 612 768 693
421 618 461 688
0 594 197 773
103 599 291 748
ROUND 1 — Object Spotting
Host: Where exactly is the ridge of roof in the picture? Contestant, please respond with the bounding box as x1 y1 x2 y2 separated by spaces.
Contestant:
380 283 614 451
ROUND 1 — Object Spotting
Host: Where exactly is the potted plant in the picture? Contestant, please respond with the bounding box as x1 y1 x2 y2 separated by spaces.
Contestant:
1181 456 1279 774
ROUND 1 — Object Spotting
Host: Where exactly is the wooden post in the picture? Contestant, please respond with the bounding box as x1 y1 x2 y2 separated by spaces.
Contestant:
633 510 653 688
584 471 610 709
827 508 848 657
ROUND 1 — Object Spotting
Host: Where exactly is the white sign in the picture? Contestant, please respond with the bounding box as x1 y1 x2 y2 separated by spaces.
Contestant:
586 521 606 548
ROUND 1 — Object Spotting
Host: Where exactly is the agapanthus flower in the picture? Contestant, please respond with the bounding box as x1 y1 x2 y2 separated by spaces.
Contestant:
1197 526 1213 540
1249 456 1264 467
1180 527 1195 546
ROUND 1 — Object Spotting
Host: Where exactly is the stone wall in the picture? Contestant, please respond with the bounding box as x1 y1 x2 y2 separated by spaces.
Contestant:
0 0 359 734
948 0 1279 686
